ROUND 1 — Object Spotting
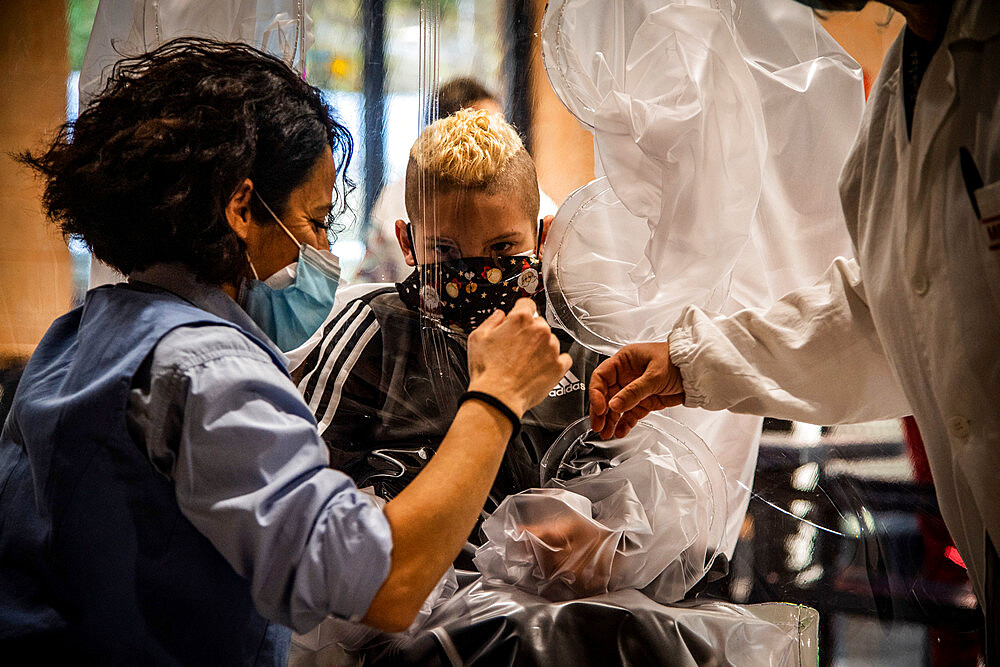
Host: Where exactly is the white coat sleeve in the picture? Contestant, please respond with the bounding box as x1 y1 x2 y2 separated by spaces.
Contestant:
669 257 911 424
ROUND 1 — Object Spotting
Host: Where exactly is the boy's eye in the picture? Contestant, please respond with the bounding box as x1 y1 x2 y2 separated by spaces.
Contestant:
434 244 460 260
491 242 515 255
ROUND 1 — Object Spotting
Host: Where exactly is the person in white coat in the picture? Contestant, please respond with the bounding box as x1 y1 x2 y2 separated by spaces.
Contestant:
588 0 999 654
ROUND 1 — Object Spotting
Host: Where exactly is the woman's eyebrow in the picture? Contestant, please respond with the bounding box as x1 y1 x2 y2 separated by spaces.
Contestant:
311 202 334 217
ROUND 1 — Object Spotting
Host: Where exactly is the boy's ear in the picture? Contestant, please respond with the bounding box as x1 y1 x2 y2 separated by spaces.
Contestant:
538 215 554 259
395 219 417 266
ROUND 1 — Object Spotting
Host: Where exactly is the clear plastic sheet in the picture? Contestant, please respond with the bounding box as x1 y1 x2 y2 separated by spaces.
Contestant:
729 1 863 305
543 176 735 351
297 578 818 666
532 0 864 620
474 413 727 603
288 1 864 660
80 0 312 106
80 0 314 289
542 1 765 351
541 0 862 350
59 1 985 662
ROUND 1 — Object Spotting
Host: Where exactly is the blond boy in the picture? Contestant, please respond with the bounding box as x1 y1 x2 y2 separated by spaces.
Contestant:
295 110 599 532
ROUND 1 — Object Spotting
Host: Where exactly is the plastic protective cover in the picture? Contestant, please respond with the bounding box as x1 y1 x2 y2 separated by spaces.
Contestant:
290 1 863 660
531 0 863 604
79 0 313 106
473 412 728 604
81 0 315 289
541 0 862 351
328 579 818 666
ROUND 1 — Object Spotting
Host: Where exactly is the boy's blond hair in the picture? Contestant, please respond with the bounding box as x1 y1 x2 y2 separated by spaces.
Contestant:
404 108 540 223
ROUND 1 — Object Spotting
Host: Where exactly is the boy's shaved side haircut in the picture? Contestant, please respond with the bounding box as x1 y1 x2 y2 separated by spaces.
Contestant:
404 109 540 224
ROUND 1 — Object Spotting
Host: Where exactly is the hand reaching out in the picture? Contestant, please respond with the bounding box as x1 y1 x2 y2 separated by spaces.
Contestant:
588 342 684 439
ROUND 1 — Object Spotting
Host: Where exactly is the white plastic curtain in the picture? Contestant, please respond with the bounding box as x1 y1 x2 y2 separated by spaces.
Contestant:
80 0 313 288
473 0 864 602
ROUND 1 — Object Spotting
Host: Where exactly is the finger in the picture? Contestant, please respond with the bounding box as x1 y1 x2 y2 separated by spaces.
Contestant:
590 356 622 398
510 297 538 319
601 383 621 440
599 411 620 441
589 380 608 432
607 372 662 414
557 352 573 374
613 410 643 439
472 308 505 336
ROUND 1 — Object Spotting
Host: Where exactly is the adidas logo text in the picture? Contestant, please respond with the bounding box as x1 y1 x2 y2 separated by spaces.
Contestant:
549 370 584 397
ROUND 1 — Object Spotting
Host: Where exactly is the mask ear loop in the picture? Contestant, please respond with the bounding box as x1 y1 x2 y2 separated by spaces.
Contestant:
406 222 418 265
536 218 543 257
254 191 303 248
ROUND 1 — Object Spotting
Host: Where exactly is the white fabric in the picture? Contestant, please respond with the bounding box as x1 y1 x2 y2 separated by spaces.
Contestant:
670 0 1000 610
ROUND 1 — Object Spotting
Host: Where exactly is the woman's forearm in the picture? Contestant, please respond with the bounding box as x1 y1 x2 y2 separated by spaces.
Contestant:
361 398 511 631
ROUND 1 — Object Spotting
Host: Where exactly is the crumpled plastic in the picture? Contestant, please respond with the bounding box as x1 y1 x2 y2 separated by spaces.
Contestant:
338 578 817 666
474 412 728 604
543 1 766 353
79 0 313 106
533 0 863 604
541 0 862 349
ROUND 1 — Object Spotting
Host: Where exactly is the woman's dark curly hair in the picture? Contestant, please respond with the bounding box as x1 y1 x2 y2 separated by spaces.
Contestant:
17 37 353 285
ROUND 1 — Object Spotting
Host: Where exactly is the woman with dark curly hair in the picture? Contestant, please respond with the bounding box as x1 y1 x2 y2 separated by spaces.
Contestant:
0 38 571 664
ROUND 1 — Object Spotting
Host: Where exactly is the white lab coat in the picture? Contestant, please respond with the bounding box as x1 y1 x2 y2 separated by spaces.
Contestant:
668 0 1000 611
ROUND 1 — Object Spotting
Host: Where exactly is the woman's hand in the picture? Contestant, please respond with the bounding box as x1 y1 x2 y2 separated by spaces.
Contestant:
466 298 572 416
363 298 570 632
589 342 685 439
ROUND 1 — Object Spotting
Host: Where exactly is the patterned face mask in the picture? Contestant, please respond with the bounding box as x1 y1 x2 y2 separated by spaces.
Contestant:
397 254 545 333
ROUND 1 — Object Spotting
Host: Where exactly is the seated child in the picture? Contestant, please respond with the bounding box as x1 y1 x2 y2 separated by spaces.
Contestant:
295 109 600 531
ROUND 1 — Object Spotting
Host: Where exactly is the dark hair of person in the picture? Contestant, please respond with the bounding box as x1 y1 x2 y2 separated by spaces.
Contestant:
436 77 498 120
17 37 353 285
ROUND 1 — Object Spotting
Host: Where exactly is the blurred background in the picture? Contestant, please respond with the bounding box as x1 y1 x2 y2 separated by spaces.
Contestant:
0 2 983 664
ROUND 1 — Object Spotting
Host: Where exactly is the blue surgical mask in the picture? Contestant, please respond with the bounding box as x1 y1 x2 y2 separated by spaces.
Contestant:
239 194 341 352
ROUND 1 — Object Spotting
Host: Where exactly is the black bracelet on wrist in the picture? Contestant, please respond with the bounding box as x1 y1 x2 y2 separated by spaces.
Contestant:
457 391 521 440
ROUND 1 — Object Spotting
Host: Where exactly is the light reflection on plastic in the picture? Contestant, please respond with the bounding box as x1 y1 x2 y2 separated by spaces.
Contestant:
784 523 818 571
860 507 876 534
791 461 820 492
841 514 862 538
737 480 846 537
793 563 824 588
788 422 823 446
789 499 813 519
